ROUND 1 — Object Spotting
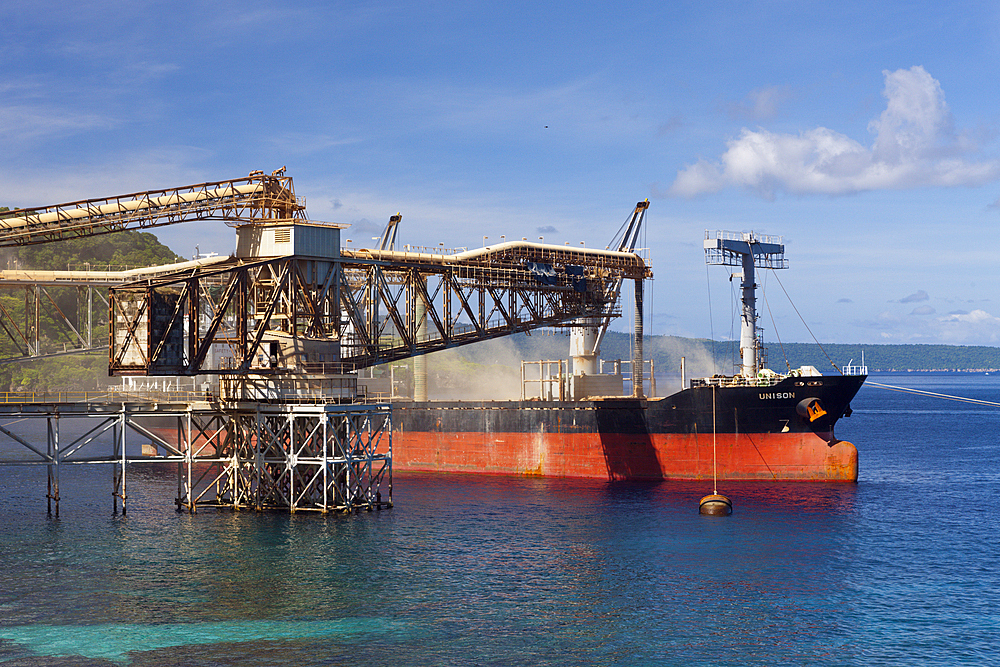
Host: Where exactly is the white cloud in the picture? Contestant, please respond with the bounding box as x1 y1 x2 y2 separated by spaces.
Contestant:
0 104 115 141
669 66 999 198
936 309 1000 344
266 133 363 156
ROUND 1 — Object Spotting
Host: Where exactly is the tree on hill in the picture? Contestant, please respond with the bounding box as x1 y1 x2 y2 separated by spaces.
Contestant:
17 231 182 270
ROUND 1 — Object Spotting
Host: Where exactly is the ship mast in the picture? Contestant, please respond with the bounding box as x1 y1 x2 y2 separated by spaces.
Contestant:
704 231 787 378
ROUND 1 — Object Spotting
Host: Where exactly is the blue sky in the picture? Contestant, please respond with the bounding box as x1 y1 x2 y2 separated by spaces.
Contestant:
3 0 1000 349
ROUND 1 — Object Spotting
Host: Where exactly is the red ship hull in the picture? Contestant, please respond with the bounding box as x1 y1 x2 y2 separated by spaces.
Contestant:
392 429 857 481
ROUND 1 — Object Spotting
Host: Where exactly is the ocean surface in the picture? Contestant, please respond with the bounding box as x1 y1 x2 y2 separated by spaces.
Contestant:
0 372 998 665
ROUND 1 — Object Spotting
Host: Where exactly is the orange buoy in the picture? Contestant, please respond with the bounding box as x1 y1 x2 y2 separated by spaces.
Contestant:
699 493 732 516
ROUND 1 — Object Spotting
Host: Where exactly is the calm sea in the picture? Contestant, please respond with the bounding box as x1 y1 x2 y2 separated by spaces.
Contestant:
0 372 998 665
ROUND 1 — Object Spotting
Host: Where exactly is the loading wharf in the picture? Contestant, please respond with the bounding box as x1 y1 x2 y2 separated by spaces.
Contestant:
0 169 650 514
0 393 391 516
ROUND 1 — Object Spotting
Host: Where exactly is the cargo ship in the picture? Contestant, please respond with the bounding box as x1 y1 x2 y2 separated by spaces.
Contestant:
388 230 866 482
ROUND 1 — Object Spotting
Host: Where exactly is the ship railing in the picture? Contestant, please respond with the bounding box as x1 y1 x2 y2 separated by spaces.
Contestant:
0 390 115 404
706 229 783 246
521 359 569 400
843 356 868 376
690 374 787 389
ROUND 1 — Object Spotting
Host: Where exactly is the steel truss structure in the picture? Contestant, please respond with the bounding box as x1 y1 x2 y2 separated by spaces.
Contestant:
109 242 650 376
0 169 303 247
0 282 104 362
177 403 392 512
0 257 234 364
0 400 391 515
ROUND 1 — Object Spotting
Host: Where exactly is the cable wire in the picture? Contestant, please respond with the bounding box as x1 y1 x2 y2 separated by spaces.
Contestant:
866 381 1000 407
770 268 843 374
705 263 717 375
761 270 791 373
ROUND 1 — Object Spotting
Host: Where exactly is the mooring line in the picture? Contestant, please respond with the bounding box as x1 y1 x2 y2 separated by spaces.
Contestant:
734 408 777 480
742 431 778 480
866 381 1000 407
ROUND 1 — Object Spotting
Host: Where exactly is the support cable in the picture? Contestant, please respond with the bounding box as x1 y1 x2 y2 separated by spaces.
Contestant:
705 263 717 375
769 268 842 374
866 382 1000 407
761 271 791 373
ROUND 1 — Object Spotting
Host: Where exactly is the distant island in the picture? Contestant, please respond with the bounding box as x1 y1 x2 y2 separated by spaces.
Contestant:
598 334 1000 375
484 331 1000 374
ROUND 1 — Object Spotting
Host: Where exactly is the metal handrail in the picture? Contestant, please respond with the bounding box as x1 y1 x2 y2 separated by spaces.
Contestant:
690 375 787 389
0 391 112 404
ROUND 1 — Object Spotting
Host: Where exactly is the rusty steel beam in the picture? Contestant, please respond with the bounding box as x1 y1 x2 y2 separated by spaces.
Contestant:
108 242 648 376
0 170 304 247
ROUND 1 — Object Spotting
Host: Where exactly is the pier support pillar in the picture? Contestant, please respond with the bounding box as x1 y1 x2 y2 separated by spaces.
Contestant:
46 417 59 517
171 403 392 513
633 278 644 398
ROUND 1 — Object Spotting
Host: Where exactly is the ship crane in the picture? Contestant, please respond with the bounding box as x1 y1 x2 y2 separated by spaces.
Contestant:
377 213 402 251
704 230 787 378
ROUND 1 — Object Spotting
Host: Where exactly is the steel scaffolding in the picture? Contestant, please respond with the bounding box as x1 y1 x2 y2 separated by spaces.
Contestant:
0 399 391 515
173 403 391 513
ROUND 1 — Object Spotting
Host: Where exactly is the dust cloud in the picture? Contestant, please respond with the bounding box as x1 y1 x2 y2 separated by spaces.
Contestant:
381 332 734 401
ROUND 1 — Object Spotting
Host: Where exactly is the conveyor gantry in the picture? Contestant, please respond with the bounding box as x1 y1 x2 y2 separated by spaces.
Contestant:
0 170 651 380
0 168 303 247
107 232 651 377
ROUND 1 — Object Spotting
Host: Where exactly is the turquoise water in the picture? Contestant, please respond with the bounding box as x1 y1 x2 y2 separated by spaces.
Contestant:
0 373 998 665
